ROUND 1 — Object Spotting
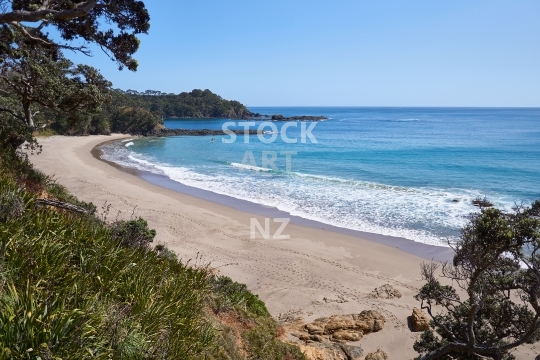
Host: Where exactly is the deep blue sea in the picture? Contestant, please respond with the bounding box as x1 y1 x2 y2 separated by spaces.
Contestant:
101 107 540 246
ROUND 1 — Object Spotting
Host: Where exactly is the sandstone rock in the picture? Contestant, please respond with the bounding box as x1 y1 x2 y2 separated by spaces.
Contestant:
295 333 324 342
290 310 384 358
365 349 389 360
353 310 386 334
301 311 385 339
370 284 402 299
339 344 363 360
411 308 430 332
297 343 362 360
330 330 362 342
324 316 356 333
305 323 324 335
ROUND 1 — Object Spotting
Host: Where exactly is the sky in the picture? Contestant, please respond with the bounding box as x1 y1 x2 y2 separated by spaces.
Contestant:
65 0 540 107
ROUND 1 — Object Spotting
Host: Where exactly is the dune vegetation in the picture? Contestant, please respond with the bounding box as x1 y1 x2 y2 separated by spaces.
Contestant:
0 145 304 359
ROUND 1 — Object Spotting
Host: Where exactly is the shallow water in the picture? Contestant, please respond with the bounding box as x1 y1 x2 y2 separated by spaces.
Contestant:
101 107 540 246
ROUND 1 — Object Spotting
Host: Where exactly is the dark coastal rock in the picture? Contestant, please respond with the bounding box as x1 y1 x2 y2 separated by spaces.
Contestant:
269 114 328 121
472 197 493 207
160 113 327 121
144 128 259 137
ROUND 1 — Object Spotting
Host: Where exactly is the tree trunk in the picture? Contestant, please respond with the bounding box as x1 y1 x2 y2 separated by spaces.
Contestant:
23 100 34 128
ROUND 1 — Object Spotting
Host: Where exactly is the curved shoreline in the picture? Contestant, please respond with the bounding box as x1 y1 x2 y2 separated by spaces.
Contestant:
28 134 463 357
93 137 454 262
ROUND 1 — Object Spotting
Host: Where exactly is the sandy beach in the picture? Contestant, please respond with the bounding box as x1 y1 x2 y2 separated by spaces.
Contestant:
29 135 536 358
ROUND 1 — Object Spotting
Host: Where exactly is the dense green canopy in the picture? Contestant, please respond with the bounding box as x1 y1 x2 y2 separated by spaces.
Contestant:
116 88 253 119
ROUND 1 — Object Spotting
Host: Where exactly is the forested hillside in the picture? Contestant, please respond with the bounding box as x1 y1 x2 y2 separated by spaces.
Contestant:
118 88 254 119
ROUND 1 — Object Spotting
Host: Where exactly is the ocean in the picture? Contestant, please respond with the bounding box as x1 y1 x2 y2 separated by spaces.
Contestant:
100 107 540 247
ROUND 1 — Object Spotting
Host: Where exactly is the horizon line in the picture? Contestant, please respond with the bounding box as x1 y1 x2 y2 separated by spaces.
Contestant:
245 105 540 109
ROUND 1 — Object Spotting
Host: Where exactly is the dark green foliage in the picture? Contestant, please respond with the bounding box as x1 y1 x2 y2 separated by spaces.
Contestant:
53 88 252 136
210 276 270 317
0 30 112 136
110 106 162 135
414 203 540 360
0 188 25 222
0 0 150 71
0 111 34 149
111 88 253 120
155 244 178 261
111 217 156 249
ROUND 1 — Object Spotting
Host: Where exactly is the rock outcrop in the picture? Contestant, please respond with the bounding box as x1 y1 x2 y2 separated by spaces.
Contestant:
411 308 430 332
291 310 385 345
370 284 402 299
287 310 385 360
270 114 328 121
297 342 363 360
145 128 259 137
365 349 389 360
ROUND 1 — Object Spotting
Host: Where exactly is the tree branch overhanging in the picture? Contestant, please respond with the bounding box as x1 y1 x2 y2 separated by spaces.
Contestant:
0 0 99 23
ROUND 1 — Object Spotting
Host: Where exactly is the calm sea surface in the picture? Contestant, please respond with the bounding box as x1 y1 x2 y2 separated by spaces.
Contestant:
101 107 540 246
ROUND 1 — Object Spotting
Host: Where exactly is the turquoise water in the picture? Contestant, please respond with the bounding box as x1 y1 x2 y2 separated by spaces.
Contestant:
101 107 540 246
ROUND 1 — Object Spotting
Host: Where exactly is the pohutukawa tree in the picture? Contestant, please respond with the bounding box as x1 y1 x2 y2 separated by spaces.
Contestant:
0 32 111 131
0 0 148 143
414 201 540 359
0 0 150 71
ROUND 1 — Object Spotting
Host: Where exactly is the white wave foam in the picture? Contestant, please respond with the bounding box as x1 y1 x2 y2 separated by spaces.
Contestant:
125 142 134 147
231 163 271 172
99 141 516 247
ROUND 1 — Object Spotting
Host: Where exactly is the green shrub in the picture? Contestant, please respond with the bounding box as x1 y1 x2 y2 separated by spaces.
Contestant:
155 244 178 261
210 276 269 318
0 189 25 222
111 217 156 249
110 106 161 135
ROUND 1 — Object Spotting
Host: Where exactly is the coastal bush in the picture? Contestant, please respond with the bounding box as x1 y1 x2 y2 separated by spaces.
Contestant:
111 217 157 249
210 276 270 317
111 89 253 120
0 149 305 359
414 202 540 360
110 106 162 135
209 276 305 359
0 189 25 222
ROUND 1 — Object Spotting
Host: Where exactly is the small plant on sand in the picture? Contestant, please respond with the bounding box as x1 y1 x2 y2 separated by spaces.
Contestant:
414 201 540 360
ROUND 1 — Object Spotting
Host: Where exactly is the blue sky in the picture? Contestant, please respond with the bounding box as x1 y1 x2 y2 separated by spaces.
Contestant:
66 0 540 106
